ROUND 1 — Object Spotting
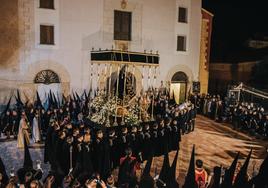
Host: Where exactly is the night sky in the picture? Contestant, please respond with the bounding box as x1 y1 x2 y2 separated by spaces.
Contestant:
202 1 268 62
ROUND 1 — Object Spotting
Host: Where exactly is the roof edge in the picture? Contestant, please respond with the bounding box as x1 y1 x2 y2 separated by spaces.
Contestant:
202 8 214 17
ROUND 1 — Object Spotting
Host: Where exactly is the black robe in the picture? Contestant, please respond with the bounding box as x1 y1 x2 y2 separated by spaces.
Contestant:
116 133 128 162
61 141 73 175
157 127 167 156
44 112 51 132
171 123 181 151
136 131 145 161
44 126 54 164
55 137 65 174
82 142 94 177
73 142 83 178
2 114 12 133
117 157 138 187
210 100 217 119
165 124 173 153
108 135 118 170
142 130 152 160
127 132 138 157
181 112 188 134
92 138 110 179
151 128 159 157
12 114 20 135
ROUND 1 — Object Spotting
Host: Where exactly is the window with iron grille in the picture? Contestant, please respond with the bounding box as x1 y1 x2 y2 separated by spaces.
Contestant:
40 0 54 9
114 10 132 41
178 7 187 23
40 25 54 45
177 36 186 51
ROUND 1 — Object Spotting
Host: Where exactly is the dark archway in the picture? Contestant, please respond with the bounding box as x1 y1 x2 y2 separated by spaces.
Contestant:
171 71 188 83
171 71 188 104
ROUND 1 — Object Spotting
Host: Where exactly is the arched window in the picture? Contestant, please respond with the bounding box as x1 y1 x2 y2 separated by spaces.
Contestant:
171 71 188 82
34 70 60 85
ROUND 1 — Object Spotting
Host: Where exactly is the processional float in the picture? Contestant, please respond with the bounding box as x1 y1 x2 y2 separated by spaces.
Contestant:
89 49 160 126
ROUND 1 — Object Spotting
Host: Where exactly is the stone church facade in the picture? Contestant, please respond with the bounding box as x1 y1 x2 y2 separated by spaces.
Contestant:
0 0 207 104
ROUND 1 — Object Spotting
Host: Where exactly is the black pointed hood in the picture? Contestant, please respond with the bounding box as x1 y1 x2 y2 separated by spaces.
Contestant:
83 89 87 99
142 155 153 178
221 152 240 188
23 136 33 169
16 89 24 108
252 153 268 188
183 145 197 188
88 89 92 99
72 92 76 102
36 91 43 109
209 166 221 188
62 94 66 107
1 95 12 116
158 152 171 187
0 156 8 185
83 90 89 109
75 92 81 102
69 96 74 112
48 90 54 109
74 92 81 111
83 90 89 103
233 149 252 188
56 93 61 107
170 149 180 188
52 92 58 108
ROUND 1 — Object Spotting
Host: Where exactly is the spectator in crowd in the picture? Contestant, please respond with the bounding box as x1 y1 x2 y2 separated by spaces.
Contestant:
190 93 268 139
195 159 208 188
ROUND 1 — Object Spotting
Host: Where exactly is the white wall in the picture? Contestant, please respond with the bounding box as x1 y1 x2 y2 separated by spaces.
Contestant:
21 0 202 92
26 0 104 92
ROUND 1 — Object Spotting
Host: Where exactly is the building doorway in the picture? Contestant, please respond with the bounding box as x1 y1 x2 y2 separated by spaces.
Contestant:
34 69 61 107
170 71 188 104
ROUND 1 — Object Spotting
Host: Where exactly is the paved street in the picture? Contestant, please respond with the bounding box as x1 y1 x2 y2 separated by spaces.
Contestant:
0 115 267 184
0 139 49 177
161 115 268 184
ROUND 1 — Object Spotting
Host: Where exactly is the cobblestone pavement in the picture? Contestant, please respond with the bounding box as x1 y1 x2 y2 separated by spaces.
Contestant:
0 115 267 184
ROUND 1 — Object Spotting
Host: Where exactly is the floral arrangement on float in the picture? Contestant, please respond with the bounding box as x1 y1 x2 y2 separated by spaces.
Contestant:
89 91 141 126
123 103 140 126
